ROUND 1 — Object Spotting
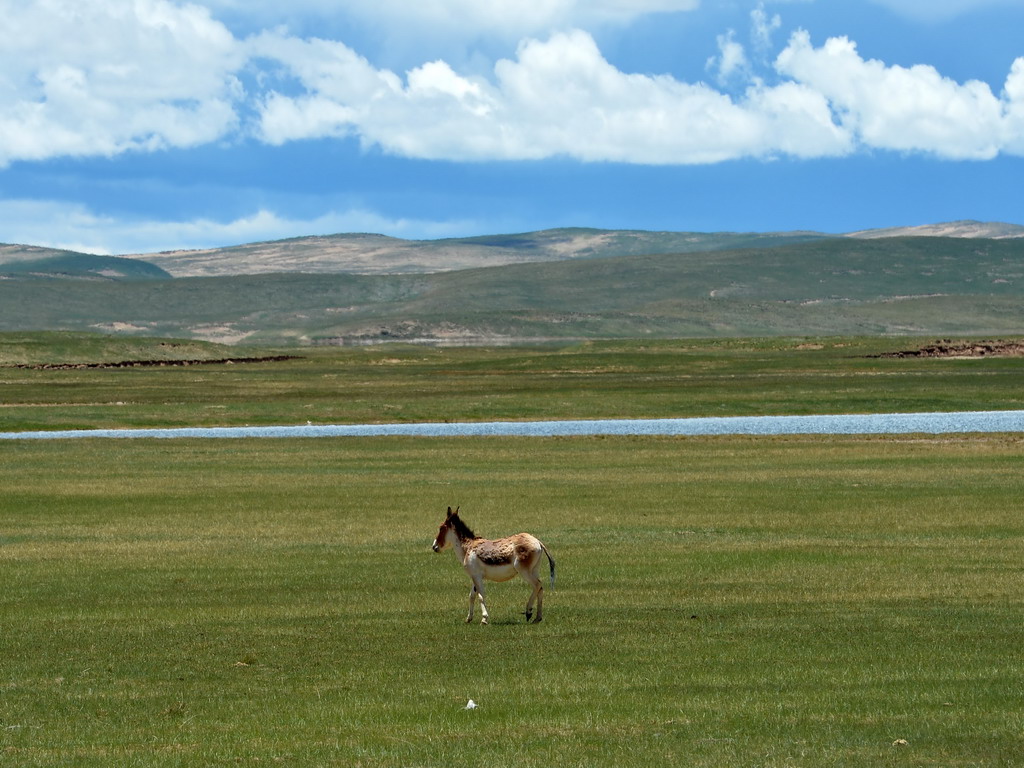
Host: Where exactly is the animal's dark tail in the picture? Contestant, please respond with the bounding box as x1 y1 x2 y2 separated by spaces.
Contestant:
540 542 556 588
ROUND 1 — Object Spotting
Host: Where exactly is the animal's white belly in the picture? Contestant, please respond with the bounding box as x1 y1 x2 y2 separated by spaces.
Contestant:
481 562 518 582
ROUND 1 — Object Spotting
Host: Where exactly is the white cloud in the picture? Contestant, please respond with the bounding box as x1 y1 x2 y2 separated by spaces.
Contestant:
120 208 479 252
776 30 1010 159
744 80 853 158
254 29 852 164
0 199 118 255
2 0 1023 169
751 3 782 52
249 32 401 145
0 0 243 165
708 30 751 85
1002 58 1024 154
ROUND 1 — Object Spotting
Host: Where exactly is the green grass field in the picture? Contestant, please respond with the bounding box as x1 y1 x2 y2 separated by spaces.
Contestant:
2 435 1022 766
3 334 1024 433
2 333 1022 765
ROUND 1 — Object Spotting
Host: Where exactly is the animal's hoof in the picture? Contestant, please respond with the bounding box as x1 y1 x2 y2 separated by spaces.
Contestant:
531 616 543 624
481 619 488 625
525 612 533 622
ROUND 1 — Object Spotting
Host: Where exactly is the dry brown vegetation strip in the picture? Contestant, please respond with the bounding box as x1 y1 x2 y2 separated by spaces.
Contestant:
871 339 1024 358
8 355 299 370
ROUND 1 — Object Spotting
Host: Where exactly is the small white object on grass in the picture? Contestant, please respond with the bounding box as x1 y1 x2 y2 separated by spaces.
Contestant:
464 699 477 710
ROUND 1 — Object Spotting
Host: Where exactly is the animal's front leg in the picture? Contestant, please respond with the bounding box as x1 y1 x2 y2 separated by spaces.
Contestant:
466 584 477 623
470 577 489 625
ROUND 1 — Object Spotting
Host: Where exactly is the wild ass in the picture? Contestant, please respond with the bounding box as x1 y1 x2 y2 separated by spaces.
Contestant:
432 507 556 624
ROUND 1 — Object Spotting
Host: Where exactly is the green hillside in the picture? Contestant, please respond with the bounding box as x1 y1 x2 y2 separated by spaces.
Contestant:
0 249 171 281
1 236 1022 344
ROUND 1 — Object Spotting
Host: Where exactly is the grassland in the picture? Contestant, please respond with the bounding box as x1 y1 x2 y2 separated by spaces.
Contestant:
1 333 1022 765
2 435 1022 766
3 333 1024 433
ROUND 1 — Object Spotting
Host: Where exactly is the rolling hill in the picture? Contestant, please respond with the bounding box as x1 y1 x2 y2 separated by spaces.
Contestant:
1 232 1023 344
0 246 171 281
4 220 1020 279
847 220 1024 240
129 228 831 277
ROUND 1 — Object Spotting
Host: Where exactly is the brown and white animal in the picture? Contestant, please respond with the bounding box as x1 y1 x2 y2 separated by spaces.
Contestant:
432 507 556 624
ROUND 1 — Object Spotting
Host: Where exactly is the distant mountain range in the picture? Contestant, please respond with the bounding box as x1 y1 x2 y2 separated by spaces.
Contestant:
2 220 1022 280
120 220 1024 277
845 221 1024 240
130 229 829 277
2 222 1023 344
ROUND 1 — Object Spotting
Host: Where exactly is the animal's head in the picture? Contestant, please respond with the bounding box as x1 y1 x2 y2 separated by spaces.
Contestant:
432 506 459 552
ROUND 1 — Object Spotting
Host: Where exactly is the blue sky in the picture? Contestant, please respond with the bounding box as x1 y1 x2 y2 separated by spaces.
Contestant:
2 0 1023 255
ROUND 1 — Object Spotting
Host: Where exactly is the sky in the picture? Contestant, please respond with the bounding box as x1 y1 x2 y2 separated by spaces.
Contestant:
2 0 1024 255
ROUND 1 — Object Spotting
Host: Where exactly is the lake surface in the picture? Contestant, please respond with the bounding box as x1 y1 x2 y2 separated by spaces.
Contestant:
4 410 1024 440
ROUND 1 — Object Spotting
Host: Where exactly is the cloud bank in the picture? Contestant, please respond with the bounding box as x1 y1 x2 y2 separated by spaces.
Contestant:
2 0 1023 168
0 198 477 255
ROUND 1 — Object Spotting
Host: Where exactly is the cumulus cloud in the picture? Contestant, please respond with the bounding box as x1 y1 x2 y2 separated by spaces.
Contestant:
253 29 851 164
246 20 1024 165
708 30 752 85
1002 58 1024 154
776 30 1009 159
2 0 1023 168
0 0 244 165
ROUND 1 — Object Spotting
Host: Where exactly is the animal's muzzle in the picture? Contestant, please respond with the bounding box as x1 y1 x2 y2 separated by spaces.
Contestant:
432 543 439 552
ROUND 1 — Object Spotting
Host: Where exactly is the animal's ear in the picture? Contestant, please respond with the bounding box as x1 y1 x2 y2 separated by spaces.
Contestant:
446 506 455 518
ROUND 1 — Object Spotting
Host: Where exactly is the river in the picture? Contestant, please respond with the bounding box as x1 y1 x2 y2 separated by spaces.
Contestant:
3 410 1024 439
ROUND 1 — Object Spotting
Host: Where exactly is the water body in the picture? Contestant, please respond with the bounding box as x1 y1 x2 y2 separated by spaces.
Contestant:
3 410 1024 440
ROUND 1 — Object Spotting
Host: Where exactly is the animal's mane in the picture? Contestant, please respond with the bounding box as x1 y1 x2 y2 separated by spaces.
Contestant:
449 513 478 542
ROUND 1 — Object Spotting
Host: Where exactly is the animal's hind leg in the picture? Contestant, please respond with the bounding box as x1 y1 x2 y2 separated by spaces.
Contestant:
519 565 544 623
531 581 544 624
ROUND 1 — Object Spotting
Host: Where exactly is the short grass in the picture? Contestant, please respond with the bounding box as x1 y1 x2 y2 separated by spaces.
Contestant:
2 435 1022 766
3 334 1024 432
